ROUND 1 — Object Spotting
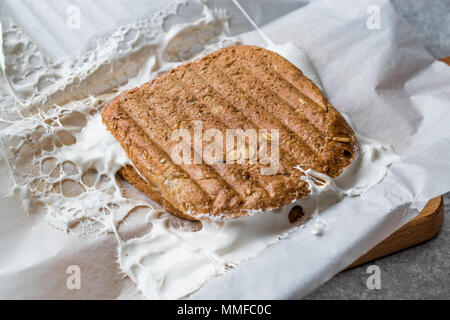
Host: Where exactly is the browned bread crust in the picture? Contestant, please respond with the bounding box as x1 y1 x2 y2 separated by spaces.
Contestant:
102 45 355 221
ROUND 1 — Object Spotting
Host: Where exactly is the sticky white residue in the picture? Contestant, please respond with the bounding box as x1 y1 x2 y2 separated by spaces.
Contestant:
0 0 400 299
335 133 400 195
0 0 236 234
311 218 327 236
56 113 130 174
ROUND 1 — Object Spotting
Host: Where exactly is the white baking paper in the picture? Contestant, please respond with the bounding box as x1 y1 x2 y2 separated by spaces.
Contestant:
0 0 449 299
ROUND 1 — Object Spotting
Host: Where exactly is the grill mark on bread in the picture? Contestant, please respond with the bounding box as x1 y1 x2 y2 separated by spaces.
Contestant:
102 45 356 220
103 103 211 215
169 66 305 200
162 82 273 200
217 64 328 157
245 66 331 131
203 64 324 171
173 63 307 198
200 72 318 171
219 47 356 177
116 88 246 214
144 85 244 198
257 67 328 116
214 52 330 137
142 81 270 206
235 47 329 112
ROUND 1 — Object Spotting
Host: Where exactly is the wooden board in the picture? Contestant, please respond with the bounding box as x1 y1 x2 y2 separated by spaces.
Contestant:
348 56 449 268
349 196 444 268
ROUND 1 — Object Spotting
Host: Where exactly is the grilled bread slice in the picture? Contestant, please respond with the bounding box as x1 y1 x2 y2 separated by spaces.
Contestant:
102 45 355 221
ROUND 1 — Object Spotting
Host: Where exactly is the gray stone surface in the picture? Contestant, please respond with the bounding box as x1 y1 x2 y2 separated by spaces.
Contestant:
306 0 450 300
305 197 450 299
391 0 450 59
